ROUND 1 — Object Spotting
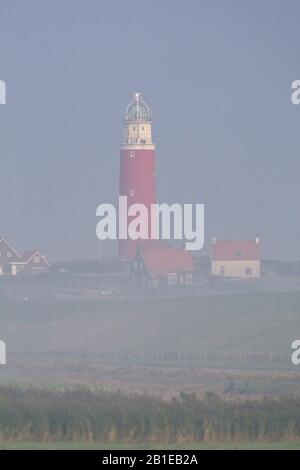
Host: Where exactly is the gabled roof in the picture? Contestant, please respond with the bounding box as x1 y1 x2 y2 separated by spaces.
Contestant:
0 238 21 259
212 239 260 261
21 250 50 266
140 242 194 275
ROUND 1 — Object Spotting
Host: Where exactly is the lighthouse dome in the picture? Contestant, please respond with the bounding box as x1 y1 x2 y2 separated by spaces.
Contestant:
125 92 151 122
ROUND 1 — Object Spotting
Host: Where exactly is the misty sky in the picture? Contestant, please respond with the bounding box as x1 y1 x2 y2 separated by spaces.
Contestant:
0 0 300 261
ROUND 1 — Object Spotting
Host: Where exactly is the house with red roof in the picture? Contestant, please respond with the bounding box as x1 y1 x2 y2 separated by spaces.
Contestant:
211 237 260 279
127 241 194 287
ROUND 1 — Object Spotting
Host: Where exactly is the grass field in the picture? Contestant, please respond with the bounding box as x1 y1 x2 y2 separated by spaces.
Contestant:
2 291 300 359
1 291 300 396
1 289 300 447
1 441 300 450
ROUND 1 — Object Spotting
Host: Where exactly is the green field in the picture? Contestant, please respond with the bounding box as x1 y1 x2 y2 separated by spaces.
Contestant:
1 441 300 450
1 291 300 360
1 290 300 448
1 291 300 396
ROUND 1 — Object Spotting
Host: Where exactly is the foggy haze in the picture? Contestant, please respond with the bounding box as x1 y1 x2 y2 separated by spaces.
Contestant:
1 0 300 261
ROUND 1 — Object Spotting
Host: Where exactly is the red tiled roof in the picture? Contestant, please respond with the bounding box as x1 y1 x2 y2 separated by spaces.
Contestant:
141 242 194 275
212 240 260 261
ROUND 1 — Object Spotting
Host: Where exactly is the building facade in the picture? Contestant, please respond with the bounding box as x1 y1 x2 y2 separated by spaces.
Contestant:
0 239 22 275
211 237 260 279
128 242 194 287
0 239 49 275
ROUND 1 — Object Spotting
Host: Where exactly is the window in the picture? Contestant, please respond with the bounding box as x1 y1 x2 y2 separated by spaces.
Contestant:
168 273 177 285
129 189 135 197
140 139 146 144
186 273 193 285
7 252 12 258
235 250 242 258
34 255 40 264
130 151 135 158
220 266 226 275
245 267 252 276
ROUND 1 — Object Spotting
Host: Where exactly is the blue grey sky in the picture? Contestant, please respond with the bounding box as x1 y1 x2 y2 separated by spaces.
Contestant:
0 0 299 260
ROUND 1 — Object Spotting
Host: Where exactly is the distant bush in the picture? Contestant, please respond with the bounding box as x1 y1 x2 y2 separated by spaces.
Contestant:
0 387 300 443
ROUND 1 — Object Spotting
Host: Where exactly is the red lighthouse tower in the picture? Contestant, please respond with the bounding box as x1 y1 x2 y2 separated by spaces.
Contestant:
119 93 156 260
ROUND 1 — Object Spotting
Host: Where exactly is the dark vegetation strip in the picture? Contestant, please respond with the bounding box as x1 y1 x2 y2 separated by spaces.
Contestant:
0 387 300 443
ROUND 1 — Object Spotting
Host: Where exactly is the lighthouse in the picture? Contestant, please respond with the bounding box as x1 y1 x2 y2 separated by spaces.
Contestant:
119 93 156 260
